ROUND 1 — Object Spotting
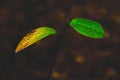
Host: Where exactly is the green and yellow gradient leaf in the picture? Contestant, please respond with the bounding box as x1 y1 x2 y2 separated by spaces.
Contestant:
70 18 105 38
15 27 57 53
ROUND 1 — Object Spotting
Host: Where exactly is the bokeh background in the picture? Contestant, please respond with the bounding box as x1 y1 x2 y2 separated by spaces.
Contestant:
0 0 120 80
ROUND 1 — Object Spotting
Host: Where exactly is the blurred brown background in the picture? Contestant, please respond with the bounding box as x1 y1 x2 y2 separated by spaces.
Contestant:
0 0 120 80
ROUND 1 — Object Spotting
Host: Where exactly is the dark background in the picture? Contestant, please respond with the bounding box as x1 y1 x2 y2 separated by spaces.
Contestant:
0 0 120 80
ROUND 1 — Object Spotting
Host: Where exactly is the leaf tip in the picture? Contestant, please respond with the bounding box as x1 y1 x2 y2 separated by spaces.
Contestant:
15 47 20 53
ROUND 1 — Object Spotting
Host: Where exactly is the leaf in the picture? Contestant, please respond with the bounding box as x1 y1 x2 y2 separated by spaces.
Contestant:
15 27 57 53
70 18 105 38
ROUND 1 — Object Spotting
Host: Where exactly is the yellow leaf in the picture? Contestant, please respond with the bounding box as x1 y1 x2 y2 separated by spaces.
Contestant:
15 27 56 53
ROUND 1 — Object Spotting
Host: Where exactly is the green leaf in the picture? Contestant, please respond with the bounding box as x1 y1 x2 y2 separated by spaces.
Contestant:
70 18 105 38
15 27 57 53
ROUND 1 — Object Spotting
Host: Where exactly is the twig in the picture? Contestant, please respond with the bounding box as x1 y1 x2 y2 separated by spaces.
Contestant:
48 24 67 80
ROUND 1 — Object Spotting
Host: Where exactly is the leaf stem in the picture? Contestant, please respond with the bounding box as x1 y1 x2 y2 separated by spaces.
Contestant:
48 24 67 80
